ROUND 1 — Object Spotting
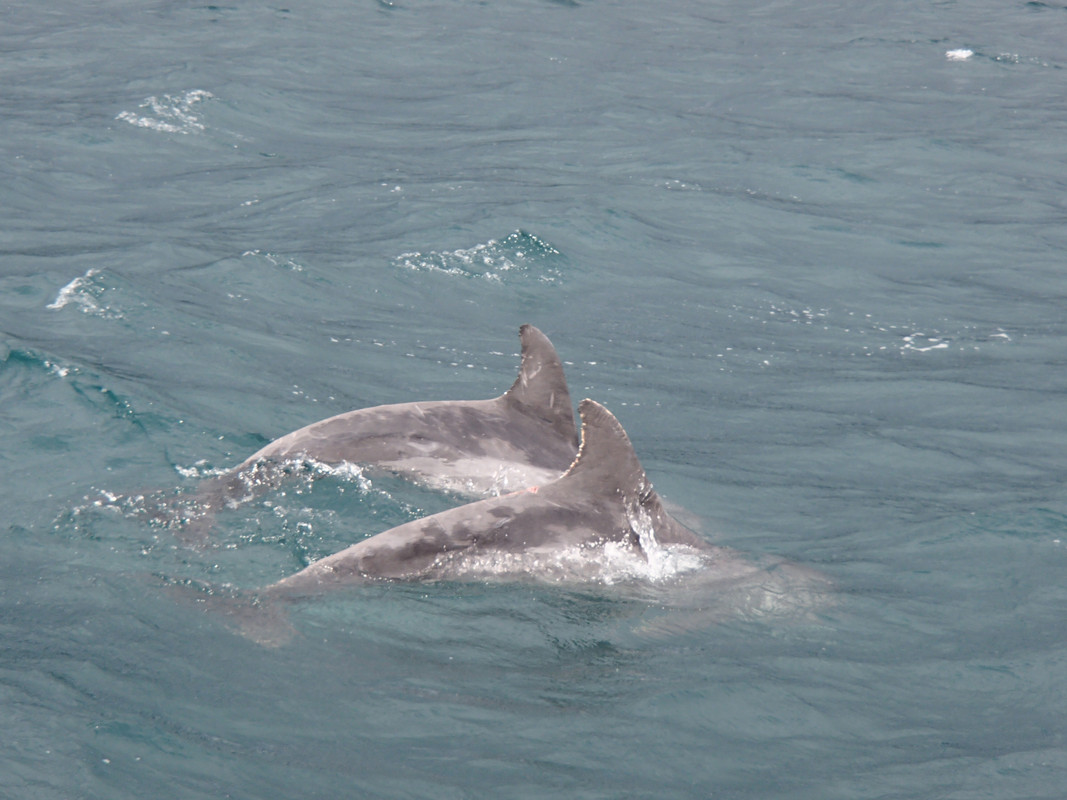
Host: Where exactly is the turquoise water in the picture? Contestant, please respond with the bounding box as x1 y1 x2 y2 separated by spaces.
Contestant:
3 0 1067 797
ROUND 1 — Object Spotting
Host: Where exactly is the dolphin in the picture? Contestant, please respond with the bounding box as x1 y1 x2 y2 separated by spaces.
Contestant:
262 399 708 595
165 325 579 532
178 400 829 645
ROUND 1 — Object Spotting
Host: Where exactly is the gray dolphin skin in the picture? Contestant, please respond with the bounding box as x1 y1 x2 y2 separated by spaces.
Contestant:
186 399 829 645
263 399 707 596
187 325 579 521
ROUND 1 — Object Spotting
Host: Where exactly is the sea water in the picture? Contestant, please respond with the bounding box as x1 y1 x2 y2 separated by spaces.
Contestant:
2 1 1066 797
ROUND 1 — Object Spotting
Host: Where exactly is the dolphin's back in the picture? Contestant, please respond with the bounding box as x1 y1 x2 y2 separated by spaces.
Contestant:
266 400 707 593
237 325 578 485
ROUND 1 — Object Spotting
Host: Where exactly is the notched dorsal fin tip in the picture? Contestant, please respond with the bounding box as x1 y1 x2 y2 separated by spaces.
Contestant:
563 399 652 497
501 324 578 446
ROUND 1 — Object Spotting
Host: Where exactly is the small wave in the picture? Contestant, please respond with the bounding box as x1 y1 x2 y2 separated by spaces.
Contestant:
393 230 563 284
0 345 78 379
116 89 214 135
46 269 123 318
46 268 98 310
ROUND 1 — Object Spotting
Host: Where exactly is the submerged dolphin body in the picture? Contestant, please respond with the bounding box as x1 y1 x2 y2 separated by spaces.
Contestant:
183 400 829 645
174 325 579 530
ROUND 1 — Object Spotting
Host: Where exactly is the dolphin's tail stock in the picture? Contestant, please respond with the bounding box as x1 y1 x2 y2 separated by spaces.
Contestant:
132 459 294 548
160 575 297 647
121 485 224 550
98 486 218 549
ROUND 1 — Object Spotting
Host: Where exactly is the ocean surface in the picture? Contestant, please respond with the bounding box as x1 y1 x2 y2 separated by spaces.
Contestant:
3 0 1066 797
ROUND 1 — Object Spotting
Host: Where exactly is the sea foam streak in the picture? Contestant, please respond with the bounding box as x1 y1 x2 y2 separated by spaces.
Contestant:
393 231 562 284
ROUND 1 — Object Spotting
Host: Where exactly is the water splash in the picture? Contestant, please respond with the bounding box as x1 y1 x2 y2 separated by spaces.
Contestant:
626 502 706 583
79 456 390 555
174 460 229 480
425 499 707 588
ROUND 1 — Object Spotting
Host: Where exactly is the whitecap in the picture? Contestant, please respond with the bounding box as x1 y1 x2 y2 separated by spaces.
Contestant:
46 268 123 318
47 268 99 311
116 89 214 135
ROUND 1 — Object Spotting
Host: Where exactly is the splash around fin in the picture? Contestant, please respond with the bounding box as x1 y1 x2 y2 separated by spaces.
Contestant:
562 399 705 552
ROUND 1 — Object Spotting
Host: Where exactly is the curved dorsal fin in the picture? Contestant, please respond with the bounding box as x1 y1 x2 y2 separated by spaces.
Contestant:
562 399 652 500
501 324 578 447
563 400 704 550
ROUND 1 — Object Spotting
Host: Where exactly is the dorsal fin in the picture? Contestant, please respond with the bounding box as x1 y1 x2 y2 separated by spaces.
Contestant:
563 400 704 550
562 399 652 500
501 324 579 447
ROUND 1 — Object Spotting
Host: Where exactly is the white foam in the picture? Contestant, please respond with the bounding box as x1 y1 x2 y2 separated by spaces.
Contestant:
47 268 99 311
116 89 214 135
43 360 71 378
425 499 708 587
46 268 124 318
901 332 950 353
303 458 374 494
174 459 229 479
946 49 974 61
